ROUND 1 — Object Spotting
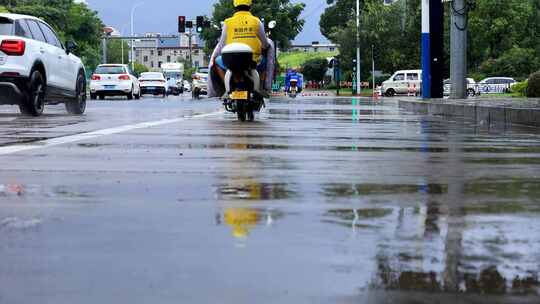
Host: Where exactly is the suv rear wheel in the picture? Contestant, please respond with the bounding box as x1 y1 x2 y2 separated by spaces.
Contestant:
19 70 45 117
65 72 86 115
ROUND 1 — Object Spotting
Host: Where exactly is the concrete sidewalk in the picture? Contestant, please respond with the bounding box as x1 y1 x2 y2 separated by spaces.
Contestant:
399 97 540 127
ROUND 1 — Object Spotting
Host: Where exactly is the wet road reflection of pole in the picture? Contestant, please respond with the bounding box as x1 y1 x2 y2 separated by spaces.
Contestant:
442 126 466 292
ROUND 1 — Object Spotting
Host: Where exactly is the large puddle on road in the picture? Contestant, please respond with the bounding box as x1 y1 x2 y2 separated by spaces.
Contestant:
1 97 539 302
208 97 540 299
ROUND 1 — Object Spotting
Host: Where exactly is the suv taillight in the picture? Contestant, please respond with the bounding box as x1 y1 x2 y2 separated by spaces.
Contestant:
91 75 101 81
0 39 26 56
118 75 130 81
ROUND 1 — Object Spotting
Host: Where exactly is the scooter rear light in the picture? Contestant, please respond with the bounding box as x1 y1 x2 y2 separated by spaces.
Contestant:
0 39 26 56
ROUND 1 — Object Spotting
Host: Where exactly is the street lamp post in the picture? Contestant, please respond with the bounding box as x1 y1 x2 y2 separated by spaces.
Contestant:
130 2 144 70
355 0 361 95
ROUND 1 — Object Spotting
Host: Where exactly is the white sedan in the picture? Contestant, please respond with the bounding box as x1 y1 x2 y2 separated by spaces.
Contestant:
139 72 168 98
478 77 517 94
89 64 140 100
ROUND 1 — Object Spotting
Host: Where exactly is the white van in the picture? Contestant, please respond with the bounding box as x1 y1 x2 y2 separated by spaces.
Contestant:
382 69 422 96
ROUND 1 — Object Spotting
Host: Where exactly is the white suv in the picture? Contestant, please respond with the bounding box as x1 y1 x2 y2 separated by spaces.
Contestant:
0 13 87 116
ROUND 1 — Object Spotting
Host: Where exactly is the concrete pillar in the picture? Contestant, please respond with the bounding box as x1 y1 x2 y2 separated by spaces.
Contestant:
450 0 468 99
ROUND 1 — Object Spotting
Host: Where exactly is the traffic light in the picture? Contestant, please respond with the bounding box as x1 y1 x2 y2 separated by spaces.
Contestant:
196 16 204 33
178 16 186 33
186 21 193 29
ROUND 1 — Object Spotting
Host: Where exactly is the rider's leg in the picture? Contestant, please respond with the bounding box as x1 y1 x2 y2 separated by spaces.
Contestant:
215 65 226 82
214 56 227 82
248 70 260 93
256 58 269 97
224 70 233 94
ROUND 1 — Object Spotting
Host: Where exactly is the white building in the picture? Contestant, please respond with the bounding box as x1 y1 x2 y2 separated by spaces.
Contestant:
133 33 207 71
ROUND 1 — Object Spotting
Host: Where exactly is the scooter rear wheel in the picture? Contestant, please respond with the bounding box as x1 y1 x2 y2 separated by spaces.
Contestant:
236 102 246 121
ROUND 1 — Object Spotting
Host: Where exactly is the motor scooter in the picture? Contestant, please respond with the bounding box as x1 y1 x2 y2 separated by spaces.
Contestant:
221 43 265 122
289 78 298 98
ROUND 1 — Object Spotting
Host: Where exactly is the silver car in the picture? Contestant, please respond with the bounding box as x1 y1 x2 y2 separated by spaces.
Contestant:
443 78 480 97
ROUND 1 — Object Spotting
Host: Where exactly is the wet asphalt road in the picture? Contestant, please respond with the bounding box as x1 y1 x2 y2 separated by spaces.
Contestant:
0 94 539 303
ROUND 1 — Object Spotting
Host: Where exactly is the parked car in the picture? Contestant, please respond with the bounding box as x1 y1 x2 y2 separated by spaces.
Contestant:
443 78 479 97
0 13 87 116
192 67 208 99
90 64 140 100
382 69 422 96
139 72 167 97
478 77 517 94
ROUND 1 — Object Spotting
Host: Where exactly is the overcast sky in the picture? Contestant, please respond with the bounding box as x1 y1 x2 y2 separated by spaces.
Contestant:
85 0 329 44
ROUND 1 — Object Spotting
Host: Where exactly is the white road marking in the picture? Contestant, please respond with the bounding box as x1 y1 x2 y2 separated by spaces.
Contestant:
0 111 222 156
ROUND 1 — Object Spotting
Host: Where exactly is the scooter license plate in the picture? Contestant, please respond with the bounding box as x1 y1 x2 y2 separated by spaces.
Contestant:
231 91 248 100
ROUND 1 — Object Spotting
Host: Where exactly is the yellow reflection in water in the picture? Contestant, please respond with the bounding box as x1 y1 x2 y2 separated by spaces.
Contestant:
224 208 259 238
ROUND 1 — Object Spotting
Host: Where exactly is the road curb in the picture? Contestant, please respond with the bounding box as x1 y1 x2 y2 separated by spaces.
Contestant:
399 98 540 127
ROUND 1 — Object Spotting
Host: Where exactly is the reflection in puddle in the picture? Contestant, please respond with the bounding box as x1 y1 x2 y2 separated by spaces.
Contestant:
215 182 296 201
0 183 93 200
324 202 540 296
218 207 285 239
0 183 25 196
323 183 447 197
224 208 259 238
0 217 42 231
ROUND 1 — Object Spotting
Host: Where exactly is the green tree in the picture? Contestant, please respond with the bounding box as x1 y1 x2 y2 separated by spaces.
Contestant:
321 0 540 80
133 62 149 76
200 0 305 56
106 40 129 65
319 0 357 40
2 0 104 71
301 58 328 82
323 0 421 81
479 47 540 80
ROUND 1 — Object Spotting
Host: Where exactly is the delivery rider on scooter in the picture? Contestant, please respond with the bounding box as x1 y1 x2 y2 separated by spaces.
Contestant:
209 0 271 97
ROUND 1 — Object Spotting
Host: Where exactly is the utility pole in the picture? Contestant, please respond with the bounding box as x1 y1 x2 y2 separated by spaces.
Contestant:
130 2 144 70
355 0 361 95
372 44 375 96
188 27 193 67
450 0 468 99
102 37 107 64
